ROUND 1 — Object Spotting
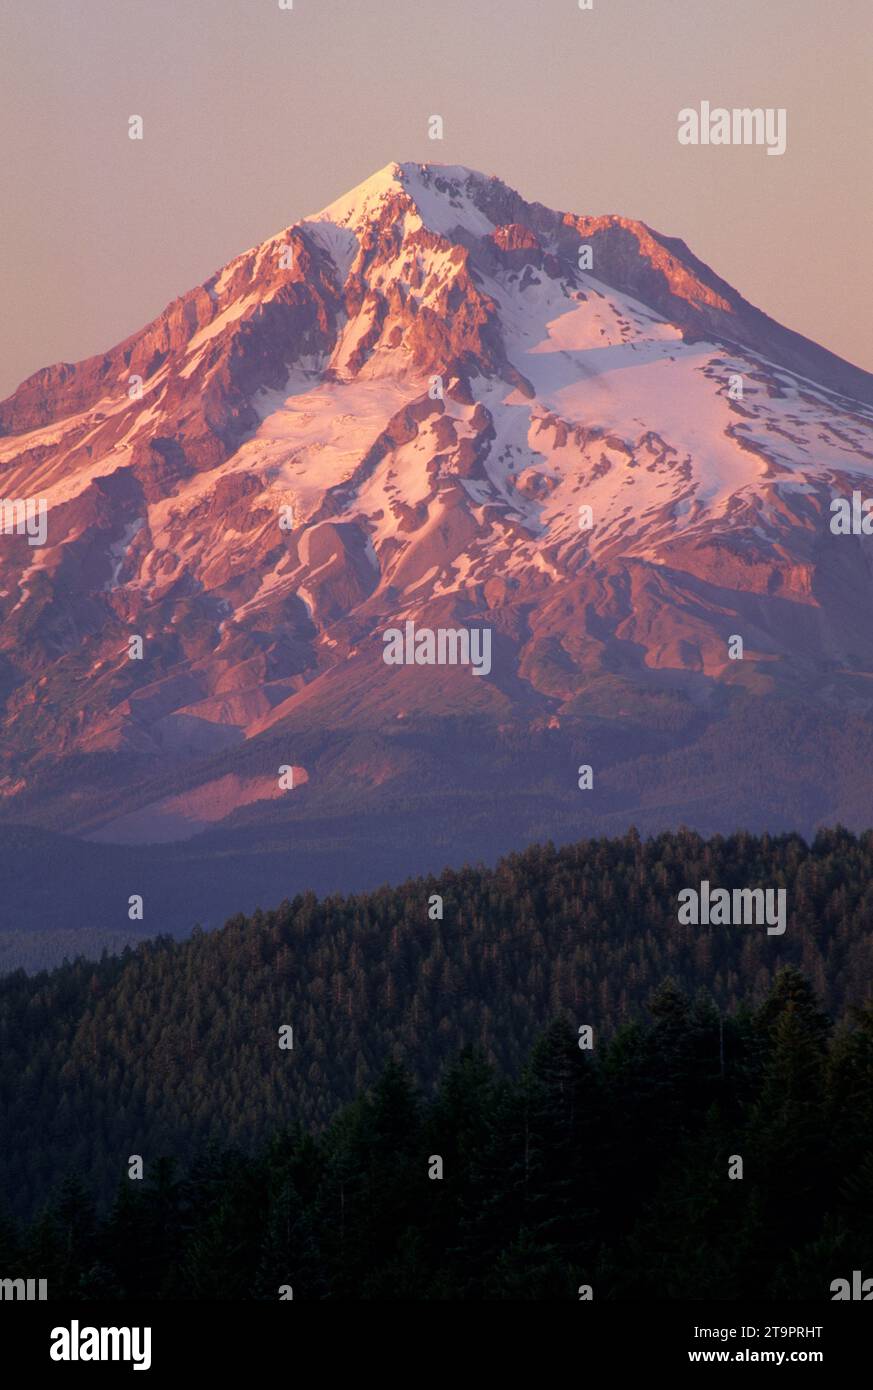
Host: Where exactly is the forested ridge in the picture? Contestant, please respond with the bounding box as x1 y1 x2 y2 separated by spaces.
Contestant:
2 970 873 1300
2 826 873 1221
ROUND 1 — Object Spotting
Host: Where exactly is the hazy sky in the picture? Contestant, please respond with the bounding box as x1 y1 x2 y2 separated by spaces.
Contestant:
1 0 871 399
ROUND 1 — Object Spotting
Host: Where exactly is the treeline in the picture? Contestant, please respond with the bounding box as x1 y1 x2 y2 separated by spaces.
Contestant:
2 969 872 1300
3 827 873 1217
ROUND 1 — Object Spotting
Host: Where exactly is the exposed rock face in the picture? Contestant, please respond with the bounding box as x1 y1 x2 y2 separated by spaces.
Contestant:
1 159 873 849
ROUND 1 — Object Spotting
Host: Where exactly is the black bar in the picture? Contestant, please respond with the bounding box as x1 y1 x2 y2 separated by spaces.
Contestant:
3 1300 869 1377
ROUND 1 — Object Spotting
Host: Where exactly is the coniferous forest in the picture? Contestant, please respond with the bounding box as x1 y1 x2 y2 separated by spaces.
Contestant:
2 971 873 1301
1 827 873 1299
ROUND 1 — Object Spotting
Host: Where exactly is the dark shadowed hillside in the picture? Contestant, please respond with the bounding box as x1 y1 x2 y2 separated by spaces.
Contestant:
2 826 873 1218
4 971 873 1300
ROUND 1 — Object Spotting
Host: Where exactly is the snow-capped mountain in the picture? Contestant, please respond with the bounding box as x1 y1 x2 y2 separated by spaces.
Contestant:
2 160 873 867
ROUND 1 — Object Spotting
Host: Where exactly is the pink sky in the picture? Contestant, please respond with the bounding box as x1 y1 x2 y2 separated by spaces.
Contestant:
1 0 871 399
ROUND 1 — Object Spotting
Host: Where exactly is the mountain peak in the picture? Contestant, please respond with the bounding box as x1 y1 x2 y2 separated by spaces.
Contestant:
306 160 509 240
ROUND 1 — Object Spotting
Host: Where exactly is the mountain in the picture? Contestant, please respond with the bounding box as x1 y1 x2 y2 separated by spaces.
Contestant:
2 161 873 961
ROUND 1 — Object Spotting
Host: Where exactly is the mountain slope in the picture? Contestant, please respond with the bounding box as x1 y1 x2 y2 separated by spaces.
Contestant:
2 162 873 955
